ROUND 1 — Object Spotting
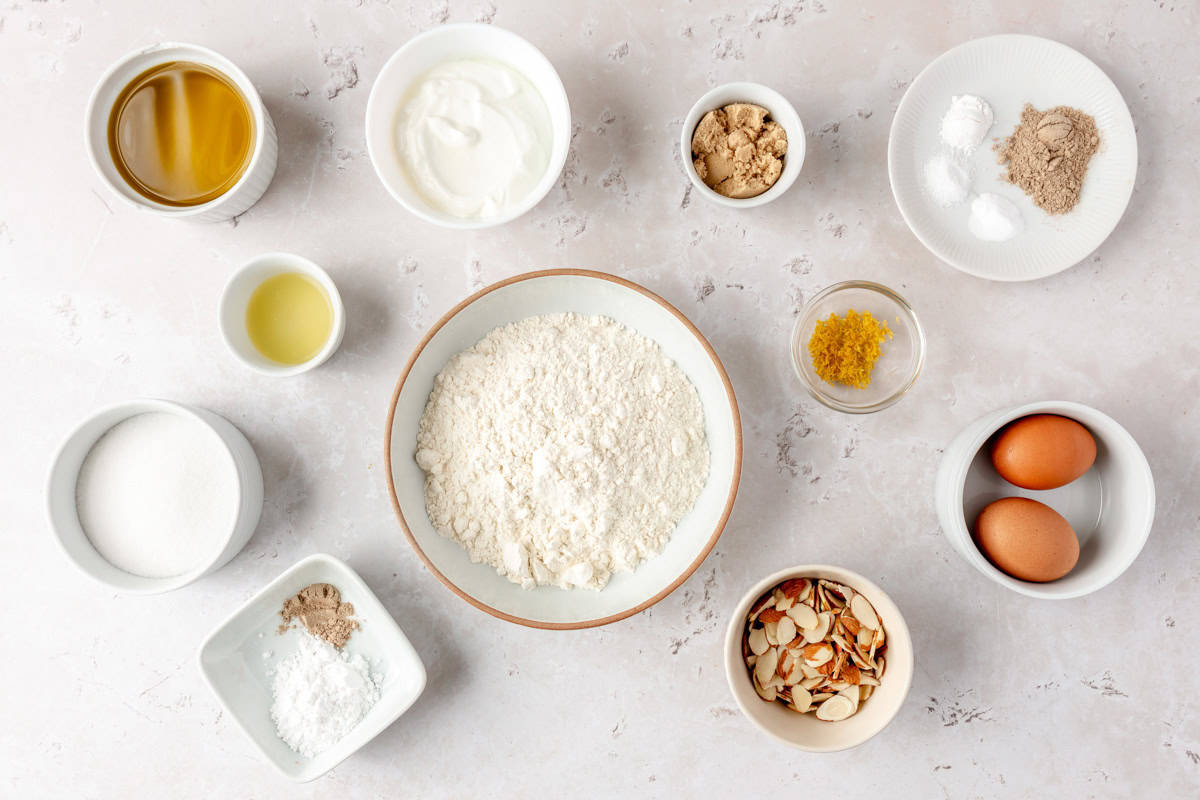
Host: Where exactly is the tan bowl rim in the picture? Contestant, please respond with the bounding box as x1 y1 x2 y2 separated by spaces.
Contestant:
383 268 743 629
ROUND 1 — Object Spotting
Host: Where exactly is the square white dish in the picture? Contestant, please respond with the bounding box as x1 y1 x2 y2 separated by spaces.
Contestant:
197 553 425 782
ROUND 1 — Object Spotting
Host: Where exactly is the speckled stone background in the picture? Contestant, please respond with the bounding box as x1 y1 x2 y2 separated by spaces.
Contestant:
3 0 1198 796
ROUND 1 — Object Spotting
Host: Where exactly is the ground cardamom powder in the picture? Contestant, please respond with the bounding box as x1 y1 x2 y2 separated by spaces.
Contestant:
995 103 1100 215
279 583 360 648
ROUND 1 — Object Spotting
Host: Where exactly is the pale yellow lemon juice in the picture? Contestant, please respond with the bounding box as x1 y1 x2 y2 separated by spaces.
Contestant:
244 273 334 365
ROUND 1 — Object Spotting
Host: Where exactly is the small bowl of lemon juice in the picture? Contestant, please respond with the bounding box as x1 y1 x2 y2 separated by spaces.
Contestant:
219 252 346 376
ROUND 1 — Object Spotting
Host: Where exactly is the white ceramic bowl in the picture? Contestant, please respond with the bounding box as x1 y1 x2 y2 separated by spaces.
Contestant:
385 269 742 628
935 401 1155 599
680 82 805 208
218 252 346 377
46 398 264 593
365 23 571 229
724 565 914 752
888 34 1137 281
198 553 426 782
84 42 278 222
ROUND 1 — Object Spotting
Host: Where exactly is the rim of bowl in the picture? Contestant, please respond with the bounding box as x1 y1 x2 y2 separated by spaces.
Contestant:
940 400 1156 599
218 252 346 377
723 564 914 752
45 398 247 593
790 280 926 414
83 41 271 218
383 268 743 629
679 81 806 209
364 23 572 230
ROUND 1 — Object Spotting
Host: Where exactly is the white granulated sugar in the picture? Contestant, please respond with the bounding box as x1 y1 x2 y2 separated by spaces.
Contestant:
415 313 710 590
922 153 970 207
269 632 381 758
75 411 239 578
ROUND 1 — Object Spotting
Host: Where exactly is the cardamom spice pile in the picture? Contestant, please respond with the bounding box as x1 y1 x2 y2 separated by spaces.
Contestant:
278 582 360 648
995 104 1100 215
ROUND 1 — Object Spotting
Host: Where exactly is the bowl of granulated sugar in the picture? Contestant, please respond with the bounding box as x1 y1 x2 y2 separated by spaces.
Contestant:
47 398 264 593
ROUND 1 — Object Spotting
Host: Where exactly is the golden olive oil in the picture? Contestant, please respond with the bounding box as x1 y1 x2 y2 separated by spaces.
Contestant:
245 273 333 365
107 61 255 206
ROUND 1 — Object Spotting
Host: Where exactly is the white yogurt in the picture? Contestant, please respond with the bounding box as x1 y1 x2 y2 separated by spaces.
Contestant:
395 59 552 219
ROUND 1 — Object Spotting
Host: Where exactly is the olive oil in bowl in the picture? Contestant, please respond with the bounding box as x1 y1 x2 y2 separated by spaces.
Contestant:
245 273 334 366
107 61 255 207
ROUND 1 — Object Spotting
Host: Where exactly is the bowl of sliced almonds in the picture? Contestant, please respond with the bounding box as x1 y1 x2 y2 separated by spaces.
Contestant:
723 565 913 752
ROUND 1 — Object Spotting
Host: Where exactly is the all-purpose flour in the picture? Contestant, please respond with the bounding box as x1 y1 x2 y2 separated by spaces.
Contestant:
415 313 710 590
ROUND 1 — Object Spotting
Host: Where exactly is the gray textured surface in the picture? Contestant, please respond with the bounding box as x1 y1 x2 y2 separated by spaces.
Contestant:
2 0 1198 796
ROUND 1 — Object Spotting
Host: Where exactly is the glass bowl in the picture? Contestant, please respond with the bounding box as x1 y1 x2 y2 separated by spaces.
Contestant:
790 281 925 414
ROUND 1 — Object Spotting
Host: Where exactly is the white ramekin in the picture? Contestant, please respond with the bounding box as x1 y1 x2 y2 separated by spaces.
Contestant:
724 565 914 752
84 42 278 222
218 252 346 377
46 399 264 594
681 82 806 208
365 23 572 230
935 400 1155 599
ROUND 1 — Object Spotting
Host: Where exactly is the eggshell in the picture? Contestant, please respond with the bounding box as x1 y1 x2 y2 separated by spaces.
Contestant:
991 414 1097 490
974 497 1079 582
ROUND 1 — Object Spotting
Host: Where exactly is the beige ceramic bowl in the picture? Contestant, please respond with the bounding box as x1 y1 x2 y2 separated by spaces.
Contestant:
724 565 913 752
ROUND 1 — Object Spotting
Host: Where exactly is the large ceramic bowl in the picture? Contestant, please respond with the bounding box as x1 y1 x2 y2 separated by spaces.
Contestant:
935 400 1154 599
385 270 742 628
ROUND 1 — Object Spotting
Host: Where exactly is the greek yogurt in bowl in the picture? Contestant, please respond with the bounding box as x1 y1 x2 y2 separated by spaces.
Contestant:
396 60 552 220
366 24 571 229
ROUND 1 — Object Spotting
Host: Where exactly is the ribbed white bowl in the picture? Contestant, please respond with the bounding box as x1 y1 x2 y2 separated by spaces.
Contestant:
888 35 1137 281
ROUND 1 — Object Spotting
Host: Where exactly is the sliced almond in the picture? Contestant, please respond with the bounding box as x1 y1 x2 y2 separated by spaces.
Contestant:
789 686 813 713
850 594 879 630
745 653 757 667
811 692 834 702
801 642 834 668
803 611 833 643
859 675 880 687
775 595 794 612
860 684 874 702
787 603 819 630
754 675 777 702
800 663 821 680
857 627 873 649
764 621 778 646
749 594 775 621
840 660 861 686
839 615 861 637
800 675 824 690
748 626 769 656
839 686 860 713
754 646 779 686
775 616 797 647
757 608 786 625
815 694 856 722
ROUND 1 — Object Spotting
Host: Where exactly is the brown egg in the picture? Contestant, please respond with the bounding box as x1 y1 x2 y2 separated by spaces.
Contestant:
974 497 1079 582
991 414 1097 490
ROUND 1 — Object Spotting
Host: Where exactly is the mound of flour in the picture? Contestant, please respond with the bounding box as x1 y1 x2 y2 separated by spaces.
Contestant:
415 313 709 590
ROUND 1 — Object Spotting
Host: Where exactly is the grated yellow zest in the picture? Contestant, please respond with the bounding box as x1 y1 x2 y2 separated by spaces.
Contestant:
807 309 892 390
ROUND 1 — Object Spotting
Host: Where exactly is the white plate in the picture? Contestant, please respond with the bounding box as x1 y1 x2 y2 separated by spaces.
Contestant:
198 554 426 782
385 270 742 629
888 34 1137 281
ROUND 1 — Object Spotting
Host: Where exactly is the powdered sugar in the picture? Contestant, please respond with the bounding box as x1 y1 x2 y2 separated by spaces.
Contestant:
269 632 381 757
415 313 709 590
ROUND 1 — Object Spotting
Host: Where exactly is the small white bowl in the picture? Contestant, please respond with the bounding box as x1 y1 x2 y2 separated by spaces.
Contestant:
680 82 805 208
198 553 427 782
46 398 264 594
84 42 278 222
724 565 914 752
385 269 741 628
935 401 1155 599
365 23 571 229
218 252 346 377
